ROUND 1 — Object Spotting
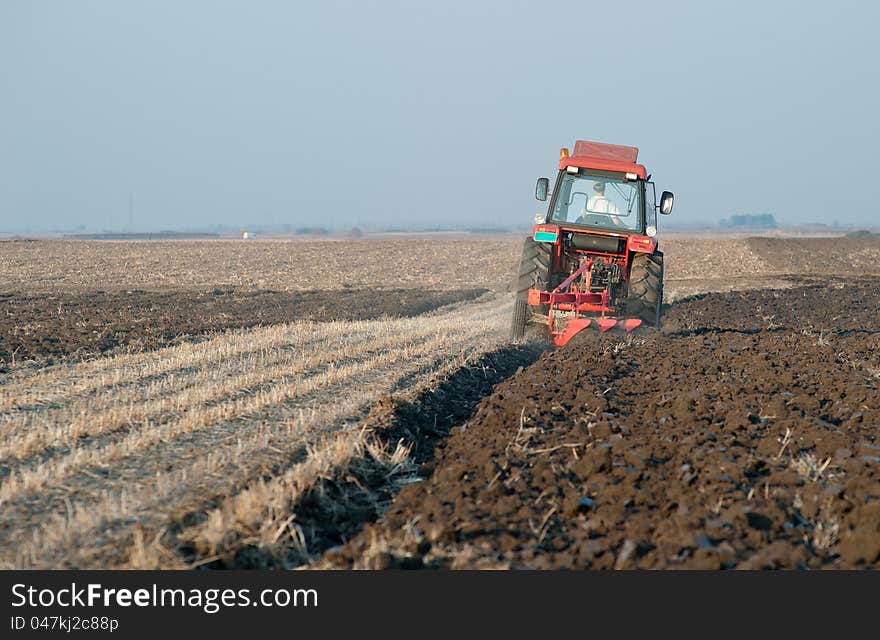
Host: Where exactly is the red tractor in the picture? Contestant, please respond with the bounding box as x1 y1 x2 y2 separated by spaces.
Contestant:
511 140 674 346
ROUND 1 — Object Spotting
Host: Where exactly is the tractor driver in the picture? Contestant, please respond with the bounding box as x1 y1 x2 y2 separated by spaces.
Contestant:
576 182 624 227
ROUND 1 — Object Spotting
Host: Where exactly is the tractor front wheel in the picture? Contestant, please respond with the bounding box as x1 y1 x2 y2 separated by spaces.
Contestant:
625 251 664 327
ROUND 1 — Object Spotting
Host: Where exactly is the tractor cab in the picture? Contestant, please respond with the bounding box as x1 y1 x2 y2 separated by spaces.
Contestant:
548 170 645 234
534 140 673 239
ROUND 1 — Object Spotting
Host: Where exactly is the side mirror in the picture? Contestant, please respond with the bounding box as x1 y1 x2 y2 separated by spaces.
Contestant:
659 191 674 215
535 177 549 201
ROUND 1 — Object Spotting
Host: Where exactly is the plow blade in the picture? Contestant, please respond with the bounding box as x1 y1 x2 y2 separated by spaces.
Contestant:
553 318 591 346
552 317 644 346
620 318 643 332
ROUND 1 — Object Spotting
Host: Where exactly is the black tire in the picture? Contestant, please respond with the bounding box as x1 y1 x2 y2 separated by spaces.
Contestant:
510 237 551 340
510 297 528 341
625 251 664 327
513 237 551 301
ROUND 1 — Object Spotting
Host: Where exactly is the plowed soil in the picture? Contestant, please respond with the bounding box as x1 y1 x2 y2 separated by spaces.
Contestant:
0 288 485 366
322 278 880 569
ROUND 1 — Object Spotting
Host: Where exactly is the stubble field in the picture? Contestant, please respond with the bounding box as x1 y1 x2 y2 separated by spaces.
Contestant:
1 234 879 569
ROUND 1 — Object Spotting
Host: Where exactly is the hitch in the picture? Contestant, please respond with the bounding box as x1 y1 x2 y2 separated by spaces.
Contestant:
528 258 642 346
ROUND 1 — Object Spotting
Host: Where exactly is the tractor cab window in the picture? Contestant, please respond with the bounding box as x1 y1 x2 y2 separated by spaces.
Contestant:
549 172 642 232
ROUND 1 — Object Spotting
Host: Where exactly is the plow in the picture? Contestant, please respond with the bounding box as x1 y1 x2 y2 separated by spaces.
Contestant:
511 140 674 346
530 257 644 344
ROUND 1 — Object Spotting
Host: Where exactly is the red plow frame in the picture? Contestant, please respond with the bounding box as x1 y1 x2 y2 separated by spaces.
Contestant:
527 258 642 346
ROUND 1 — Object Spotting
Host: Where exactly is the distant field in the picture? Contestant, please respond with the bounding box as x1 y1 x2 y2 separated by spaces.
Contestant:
3 236 880 365
0 237 523 293
3 235 879 294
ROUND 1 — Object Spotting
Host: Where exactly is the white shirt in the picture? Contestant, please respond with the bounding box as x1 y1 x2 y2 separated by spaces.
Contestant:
586 194 620 215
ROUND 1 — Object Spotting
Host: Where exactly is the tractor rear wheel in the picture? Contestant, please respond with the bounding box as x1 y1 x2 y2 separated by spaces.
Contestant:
625 251 664 327
510 237 551 340
510 297 529 341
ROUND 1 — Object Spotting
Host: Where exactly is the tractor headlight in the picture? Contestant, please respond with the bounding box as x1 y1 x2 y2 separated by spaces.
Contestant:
645 225 657 237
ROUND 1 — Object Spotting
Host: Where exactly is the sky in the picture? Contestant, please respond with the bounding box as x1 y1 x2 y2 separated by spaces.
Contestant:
1 0 879 232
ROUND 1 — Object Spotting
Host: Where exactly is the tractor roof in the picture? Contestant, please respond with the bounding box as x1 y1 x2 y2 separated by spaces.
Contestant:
559 140 647 179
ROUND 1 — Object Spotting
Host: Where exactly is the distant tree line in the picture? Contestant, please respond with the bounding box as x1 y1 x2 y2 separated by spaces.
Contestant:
719 213 777 229
294 227 329 235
